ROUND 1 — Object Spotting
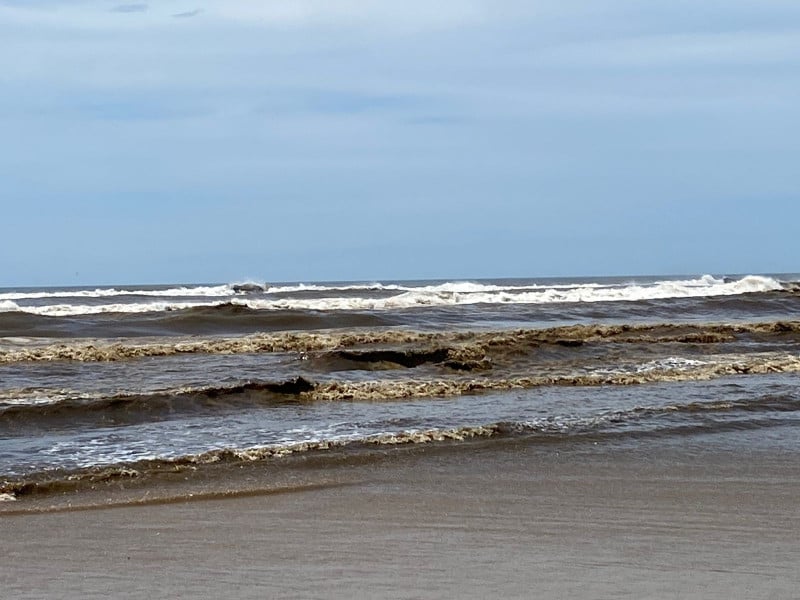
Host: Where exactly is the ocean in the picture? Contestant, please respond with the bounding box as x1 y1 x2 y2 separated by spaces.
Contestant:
1 273 799 505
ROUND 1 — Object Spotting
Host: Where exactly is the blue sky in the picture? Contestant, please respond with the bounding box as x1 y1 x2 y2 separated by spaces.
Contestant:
1 0 798 285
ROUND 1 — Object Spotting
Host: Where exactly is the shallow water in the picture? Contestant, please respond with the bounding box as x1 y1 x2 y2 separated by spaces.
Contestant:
1 273 799 493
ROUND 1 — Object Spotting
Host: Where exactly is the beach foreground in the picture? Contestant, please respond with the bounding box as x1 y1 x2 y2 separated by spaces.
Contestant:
2 437 798 599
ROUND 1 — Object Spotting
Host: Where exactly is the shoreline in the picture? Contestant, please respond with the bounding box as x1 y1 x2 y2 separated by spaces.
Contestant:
2 438 798 598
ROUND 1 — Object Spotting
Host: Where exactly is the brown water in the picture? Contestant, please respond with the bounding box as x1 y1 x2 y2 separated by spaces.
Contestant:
1 274 799 503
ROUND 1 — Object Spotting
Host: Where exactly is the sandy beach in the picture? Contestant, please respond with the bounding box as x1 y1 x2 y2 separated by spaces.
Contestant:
2 438 798 599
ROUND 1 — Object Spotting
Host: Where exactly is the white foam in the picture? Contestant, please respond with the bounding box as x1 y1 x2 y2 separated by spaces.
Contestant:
266 283 403 293
0 285 234 301
7 300 220 317
267 281 605 294
0 395 68 407
0 275 784 316
0 387 97 406
634 357 708 373
591 356 710 377
0 300 20 312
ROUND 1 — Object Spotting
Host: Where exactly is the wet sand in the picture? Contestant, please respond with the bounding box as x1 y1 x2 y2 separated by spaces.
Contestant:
2 440 799 599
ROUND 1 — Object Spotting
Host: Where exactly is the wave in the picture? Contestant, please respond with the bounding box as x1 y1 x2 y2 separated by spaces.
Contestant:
3 390 797 502
0 377 316 427
0 305 394 339
4 352 800 427
0 284 237 301
0 275 788 317
0 299 220 316
266 281 604 294
307 354 800 402
2 320 798 363
0 280 602 300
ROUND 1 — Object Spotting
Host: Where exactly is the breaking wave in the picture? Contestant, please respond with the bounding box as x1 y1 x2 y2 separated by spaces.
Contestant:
2 320 798 363
0 275 787 317
0 284 235 301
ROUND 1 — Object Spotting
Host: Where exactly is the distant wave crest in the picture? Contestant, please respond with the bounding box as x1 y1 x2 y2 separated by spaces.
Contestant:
0 275 787 317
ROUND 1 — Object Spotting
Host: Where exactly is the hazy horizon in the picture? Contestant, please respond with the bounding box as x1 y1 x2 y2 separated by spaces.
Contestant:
2 272 800 292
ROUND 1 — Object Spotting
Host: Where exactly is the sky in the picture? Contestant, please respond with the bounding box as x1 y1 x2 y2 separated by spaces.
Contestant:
1 0 798 286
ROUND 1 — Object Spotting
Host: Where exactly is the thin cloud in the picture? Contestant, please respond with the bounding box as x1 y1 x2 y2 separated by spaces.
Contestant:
253 89 438 118
535 31 800 68
210 0 486 30
172 9 201 18
110 3 147 13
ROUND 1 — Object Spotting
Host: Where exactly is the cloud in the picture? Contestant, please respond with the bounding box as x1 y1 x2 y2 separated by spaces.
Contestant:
255 90 432 117
110 3 147 13
10 90 213 122
534 31 800 68
207 0 487 30
172 9 201 19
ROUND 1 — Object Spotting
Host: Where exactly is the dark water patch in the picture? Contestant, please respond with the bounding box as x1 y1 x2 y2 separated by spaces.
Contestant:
333 348 451 368
0 378 316 432
0 306 394 338
231 283 266 293
0 352 300 404
320 347 490 372
156 304 393 335
0 312 79 338
634 290 800 322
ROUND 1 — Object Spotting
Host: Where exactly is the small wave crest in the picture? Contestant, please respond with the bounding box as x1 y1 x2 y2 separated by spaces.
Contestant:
0 300 20 313
0 284 235 302
0 378 316 426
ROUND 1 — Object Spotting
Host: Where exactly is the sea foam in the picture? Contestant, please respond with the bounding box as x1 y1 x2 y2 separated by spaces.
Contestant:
0 275 785 317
